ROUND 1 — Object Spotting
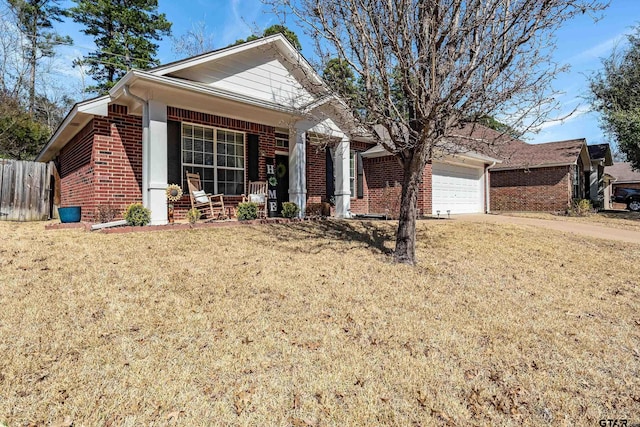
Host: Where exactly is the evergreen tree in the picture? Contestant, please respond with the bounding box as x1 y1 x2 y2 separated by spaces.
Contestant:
232 25 302 51
69 0 172 94
6 0 71 113
0 94 50 160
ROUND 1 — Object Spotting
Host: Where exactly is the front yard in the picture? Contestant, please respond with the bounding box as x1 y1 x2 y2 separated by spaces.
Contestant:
503 210 640 232
0 220 638 426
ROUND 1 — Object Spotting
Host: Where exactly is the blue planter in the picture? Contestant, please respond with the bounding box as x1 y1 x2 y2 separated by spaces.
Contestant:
59 206 82 223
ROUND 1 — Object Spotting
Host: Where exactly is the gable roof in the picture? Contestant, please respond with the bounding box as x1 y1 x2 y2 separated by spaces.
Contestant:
587 143 613 165
605 162 640 183
37 34 365 162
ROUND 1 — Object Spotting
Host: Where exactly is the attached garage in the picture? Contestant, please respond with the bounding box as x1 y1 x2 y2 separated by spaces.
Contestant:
432 161 486 214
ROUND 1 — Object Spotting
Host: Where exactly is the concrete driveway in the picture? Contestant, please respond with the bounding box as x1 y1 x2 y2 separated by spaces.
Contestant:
453 214 640 245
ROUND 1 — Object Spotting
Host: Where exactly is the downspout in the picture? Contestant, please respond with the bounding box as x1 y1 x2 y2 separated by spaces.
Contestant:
123 85 150 209
485 161 496 213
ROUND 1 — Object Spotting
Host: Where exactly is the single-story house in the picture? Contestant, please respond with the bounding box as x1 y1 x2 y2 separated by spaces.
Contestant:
36 34 502 223
487 135 614 212
604 162 640 209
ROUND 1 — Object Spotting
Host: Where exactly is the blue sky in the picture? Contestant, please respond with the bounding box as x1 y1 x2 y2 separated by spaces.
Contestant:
52 0 640 147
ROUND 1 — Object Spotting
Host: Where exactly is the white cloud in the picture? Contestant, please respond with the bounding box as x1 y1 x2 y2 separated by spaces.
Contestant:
565 32 629 65
219 0 265 46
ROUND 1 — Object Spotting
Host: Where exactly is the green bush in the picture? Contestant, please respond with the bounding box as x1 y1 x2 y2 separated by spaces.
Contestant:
281 201 300 218
237 202 258 220
186 208 201 224
124 203 151 226
568 199 592 217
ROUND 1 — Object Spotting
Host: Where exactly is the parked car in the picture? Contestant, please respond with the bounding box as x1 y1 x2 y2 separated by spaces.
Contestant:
612 187 640 211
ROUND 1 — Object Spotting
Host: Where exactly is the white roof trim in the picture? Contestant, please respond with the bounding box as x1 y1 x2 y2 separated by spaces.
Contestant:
36 95 111 162
361 143 501 164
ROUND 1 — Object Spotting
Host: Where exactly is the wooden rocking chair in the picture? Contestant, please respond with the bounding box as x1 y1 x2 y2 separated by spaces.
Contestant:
186 172 227 220
242 181 268 218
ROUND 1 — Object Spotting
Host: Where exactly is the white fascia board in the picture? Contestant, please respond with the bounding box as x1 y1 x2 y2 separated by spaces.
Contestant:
490 161 576 171
111 70 304 117
35 95 111 162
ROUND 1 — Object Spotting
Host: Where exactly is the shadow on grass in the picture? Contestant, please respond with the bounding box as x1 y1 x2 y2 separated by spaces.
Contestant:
254 219 397 256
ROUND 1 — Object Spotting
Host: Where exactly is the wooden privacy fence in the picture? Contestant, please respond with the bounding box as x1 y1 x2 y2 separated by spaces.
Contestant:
0 159 58 221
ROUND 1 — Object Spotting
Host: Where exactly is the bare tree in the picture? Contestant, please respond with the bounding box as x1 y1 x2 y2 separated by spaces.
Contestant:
266 0 607 264
171 21 216 58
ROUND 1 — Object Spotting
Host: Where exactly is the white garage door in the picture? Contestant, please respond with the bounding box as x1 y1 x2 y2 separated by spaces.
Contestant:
432 162 484 214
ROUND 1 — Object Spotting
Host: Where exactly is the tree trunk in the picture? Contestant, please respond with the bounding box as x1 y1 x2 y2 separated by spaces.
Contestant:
394 155 424 264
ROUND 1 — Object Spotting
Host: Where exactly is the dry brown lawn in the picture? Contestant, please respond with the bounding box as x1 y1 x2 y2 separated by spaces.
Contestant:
504 211 640 232
1 219 639 426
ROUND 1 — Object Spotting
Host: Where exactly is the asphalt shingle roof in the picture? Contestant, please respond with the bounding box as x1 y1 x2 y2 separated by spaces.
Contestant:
605 162 640 183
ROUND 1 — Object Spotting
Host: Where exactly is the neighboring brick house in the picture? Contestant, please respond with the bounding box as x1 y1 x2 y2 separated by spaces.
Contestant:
489 138 593 212
604 162 640 209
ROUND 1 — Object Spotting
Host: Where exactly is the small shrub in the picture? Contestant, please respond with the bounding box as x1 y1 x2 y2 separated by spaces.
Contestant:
568 199 593 217
281 201 300 218
186 208 201 224
124 203 151 226
96 204 119 223
237 202 258 221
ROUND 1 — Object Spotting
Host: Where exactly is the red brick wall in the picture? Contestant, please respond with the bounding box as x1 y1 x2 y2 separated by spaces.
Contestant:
306 142 326 204
91 105 143 222
490 166 571 212
364 156 403 217
613 183 640 191
58 121 95 213
58 105 145 222
363 155 434 217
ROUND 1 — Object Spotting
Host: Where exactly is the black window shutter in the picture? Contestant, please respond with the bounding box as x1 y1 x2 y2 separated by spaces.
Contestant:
247 134 259 182
167 120 181 185
326 148 335 200
357 152 364 199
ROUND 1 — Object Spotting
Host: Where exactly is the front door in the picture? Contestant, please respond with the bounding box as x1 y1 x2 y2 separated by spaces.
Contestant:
275 154 289 215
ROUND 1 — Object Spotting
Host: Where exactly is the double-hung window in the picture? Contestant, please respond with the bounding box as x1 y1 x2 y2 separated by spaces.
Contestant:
182 123 245 195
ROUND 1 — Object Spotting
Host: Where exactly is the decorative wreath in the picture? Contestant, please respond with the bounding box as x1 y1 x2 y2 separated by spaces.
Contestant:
166 184 183 202
268 176 278 187
276 163 287 178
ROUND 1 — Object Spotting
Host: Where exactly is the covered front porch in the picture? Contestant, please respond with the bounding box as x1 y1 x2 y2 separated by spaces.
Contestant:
108 71 355 225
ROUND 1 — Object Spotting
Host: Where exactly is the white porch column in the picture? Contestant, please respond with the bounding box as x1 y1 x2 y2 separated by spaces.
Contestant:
146 100 168 225
289 125 307 217
334 136 351 218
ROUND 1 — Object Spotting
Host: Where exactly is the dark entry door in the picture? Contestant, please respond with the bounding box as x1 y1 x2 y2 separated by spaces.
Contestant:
275 155 289 215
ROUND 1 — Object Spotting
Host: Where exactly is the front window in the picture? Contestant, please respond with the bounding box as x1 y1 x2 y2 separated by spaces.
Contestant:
275 130 289 150
182 123 245 195
350 150 356 197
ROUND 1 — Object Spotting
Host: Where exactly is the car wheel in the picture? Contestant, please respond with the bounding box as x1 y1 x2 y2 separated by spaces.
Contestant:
628 200 640 211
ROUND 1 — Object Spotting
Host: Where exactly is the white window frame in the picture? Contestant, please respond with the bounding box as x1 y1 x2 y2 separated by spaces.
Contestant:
181 122 245 195
275 130 289 150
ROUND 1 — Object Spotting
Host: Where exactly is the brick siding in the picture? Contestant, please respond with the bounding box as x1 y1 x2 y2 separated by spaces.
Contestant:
59 121 95 216
362 155 434 217
306 141 326 204
490 165 572 212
